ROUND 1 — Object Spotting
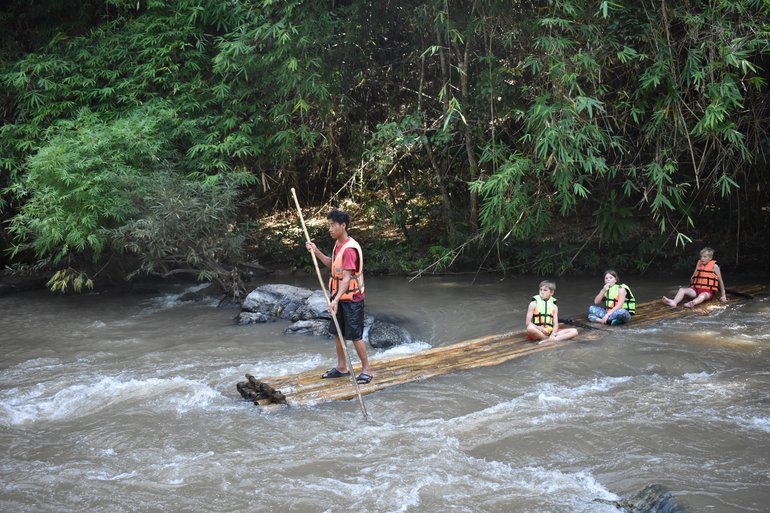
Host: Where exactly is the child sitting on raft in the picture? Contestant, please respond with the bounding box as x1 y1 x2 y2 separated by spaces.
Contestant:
588 270 636 325
662 247 727 308
526 280 578 342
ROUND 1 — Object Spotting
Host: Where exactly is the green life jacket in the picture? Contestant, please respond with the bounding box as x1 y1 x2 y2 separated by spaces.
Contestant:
602 284 636 315
532 295 556 328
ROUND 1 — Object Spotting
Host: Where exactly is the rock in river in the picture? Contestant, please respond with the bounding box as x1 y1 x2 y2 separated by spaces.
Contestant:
236 283 414 348
239 284 313 321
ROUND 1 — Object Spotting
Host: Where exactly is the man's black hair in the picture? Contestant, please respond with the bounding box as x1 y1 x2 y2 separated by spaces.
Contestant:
327 209 350 229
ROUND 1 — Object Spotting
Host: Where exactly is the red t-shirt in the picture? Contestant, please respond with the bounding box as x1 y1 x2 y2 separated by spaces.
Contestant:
333 238 364 301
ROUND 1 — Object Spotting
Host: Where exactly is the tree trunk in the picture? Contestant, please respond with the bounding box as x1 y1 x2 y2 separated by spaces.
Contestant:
420 33 455 238
455 38 479 233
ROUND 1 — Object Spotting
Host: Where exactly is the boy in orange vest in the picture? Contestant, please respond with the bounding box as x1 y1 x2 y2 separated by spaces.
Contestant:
662 247 727 308
306 209 373 384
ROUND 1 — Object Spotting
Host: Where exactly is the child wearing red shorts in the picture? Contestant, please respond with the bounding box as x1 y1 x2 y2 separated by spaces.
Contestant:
662 247 727 308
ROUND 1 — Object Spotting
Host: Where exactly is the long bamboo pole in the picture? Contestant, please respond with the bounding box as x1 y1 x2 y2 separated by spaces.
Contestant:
290 188 369 419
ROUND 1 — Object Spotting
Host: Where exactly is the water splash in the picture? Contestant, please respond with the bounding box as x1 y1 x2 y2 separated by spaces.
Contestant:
0 375 221 426
143 282 214 312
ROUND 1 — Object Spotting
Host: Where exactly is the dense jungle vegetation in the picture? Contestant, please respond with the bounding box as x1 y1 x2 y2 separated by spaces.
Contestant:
1 0 768 297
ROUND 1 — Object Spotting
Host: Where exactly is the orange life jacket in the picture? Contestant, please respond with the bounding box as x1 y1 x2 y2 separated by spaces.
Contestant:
532 295 556 329
329 237 365 301
690 259 719 292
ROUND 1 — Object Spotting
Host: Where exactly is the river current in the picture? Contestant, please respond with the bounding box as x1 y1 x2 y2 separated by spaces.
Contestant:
1 274 768 512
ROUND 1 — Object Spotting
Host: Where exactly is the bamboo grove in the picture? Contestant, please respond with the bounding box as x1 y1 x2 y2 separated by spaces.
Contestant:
1 0 768 295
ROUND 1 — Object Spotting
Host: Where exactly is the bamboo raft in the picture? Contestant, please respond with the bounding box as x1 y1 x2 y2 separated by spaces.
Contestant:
237 284 765 409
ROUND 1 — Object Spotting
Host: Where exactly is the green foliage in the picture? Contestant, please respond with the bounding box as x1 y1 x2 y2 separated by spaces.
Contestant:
47 268 94 293
1 0 769 283
1 0 349 204
8 105 178 263
7 101 251 293
361 114 429 237
0 0 359 291
471 150 551 239
111 172 247 292
373 242 428 274
471 0 768 260
593 191 633 243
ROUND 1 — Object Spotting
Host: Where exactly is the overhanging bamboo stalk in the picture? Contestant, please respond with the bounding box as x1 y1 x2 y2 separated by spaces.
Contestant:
237 284 765 408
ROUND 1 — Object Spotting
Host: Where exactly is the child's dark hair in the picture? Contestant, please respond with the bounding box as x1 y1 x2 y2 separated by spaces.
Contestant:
327 209 350 229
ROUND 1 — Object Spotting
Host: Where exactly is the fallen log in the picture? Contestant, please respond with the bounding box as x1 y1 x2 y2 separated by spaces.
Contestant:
237 284 765 409
236 374 287 406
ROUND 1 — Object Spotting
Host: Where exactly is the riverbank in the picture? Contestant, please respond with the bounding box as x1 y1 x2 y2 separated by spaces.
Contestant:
3 200 767 297
3 257 768 299
247 203 769 279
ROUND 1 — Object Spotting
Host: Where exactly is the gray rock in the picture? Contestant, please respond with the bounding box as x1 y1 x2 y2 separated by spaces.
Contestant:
291 290 332 321
241 284 313 320
260 283 313 300
241 288 279 311
284 315 373 338
594 484 685 513
240 284 414 349
236 311 274 325
284 319 331 337
368 320 412 349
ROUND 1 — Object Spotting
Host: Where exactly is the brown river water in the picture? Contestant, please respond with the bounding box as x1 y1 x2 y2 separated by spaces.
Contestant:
1 274 769 512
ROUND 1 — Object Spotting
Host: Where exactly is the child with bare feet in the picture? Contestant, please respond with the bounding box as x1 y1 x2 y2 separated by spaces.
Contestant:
662 247 727 308
526 280 579 342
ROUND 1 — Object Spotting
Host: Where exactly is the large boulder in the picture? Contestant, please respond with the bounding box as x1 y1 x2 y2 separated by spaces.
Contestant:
241 284 313 320
236 311 274 324
283 319 330 337
291 290 332 321
239 284 415 348
367 320 413 349
284 314 374 338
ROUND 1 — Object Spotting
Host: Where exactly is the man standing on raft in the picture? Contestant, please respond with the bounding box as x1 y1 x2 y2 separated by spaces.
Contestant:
306 209 373 385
